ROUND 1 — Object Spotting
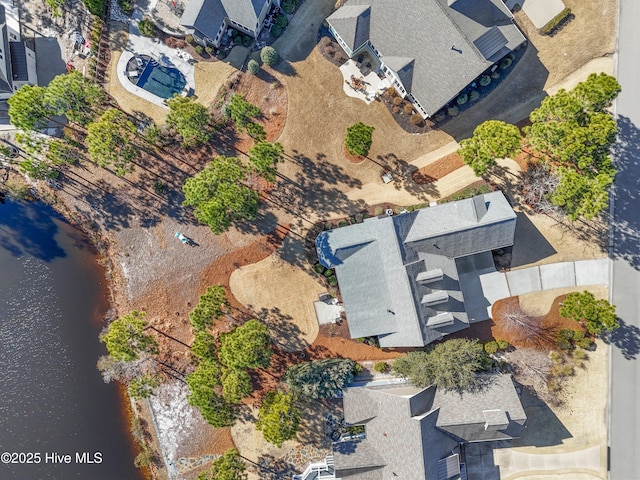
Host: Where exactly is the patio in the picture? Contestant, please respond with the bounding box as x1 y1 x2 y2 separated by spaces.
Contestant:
339 60 390 105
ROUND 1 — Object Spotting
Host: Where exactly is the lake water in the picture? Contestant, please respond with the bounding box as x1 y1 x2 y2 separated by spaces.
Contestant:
0 199 144 479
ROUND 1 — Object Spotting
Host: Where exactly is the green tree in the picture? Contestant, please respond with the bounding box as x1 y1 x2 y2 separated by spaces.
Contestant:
559 291 618 335
247 141 284 181
247 59 260 75
221 368 253 403
225 94 261 129
182 156 259 234
8 85 49 131
256 390 299 447
191 330 218 361
189 285 230 331
45 71 106 125
86 108 139 175
260 46 279 67
284 358 356 399
344 122 374 157
458 120 522 176
100 311 158 362
392 338 484 391
186 358 236 427
82 0 104 15
219 320 272 370
197 449 247 480
128 374 160 399
550 166 614 220
523 73 620 220
138 19 157 37
166 96 213 148
45 0 65 16
245 122 266 142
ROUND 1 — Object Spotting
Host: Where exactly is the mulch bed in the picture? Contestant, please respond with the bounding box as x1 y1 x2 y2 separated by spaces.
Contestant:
447 294 587 351
342 145 366 164
412 152 464 184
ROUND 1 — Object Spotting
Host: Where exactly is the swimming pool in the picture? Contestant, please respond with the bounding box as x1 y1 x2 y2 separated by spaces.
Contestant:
136 58 187 99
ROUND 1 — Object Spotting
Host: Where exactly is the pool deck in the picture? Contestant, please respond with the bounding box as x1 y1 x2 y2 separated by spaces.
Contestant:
116 3 195 108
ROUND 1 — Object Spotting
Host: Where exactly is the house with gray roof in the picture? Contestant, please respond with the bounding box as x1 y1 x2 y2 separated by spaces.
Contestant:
295 374 526 480
315 191 516 348
0 1 37 102
326 0 526 117
180 0 280 47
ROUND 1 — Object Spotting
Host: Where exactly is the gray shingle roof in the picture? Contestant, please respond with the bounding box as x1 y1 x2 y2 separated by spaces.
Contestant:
315 192 516 348
434 374 527 442
336 376 525 479
326 5 371 52
326 0 525 115
181 0 266 39
0 7 13 94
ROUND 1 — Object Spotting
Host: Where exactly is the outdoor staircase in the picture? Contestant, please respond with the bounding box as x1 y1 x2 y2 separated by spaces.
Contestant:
292 455 336 480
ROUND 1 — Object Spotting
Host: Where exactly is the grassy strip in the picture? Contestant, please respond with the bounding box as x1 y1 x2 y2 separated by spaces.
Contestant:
541 8 572 35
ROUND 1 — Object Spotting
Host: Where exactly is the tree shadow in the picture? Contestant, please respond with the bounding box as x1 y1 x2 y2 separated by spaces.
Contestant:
510 212 557 267
374 152 439 201
604 318 640 360
253 306 311 352
611 115 640 269
272 60 297 77
0 199 67 261
508 385 572 447
439 43 549 141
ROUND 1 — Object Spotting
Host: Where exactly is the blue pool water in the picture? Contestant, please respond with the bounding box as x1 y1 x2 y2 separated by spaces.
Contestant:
137 60 186 99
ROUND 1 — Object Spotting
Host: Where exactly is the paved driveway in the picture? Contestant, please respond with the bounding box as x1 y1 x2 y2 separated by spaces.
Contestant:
609 0 640 477
479 259 609 317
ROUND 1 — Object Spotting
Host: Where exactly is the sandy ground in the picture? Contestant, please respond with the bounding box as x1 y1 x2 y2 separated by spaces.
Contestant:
506 339 608 468
514 0 616 89
518 286 609 317
229 251 325 351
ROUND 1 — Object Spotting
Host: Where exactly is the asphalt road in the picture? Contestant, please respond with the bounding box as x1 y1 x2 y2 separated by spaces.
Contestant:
610 0 640 477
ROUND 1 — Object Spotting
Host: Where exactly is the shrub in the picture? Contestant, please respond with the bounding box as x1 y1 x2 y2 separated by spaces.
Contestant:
247 59 260 75
542 7 572 35
403 103 414 115
572 329 585 342
447 106 459 117
320 36 332 47
479 75 491 87
82 0 104 16
195 45 204 56
344 122 374 157
558 329 574 341
185 34 194 45
410 113 423 126
374 361 389 373
282 0 298 14
456 93 468 105
386 86 396 97
484 341 498 355
491 71 500 80
392 106 401 114
276 15 288 28
576 338 593 350
556 337 572 351
285 358 356 398
260 46 279 66
338 220 348 227
324 269 335 278
271 25 282 37
496 339 509 350
313 263 325 274
499 57 512 70
205 46 214 55
392 96 403 106
242 35 252 47
353 363 363 374
138 19 156 37
324 45 335 55
572 349 588 361
327 276 338 286
469 90 480 102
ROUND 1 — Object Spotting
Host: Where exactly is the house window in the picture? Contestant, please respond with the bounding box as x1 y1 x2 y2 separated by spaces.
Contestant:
9 34 16 40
